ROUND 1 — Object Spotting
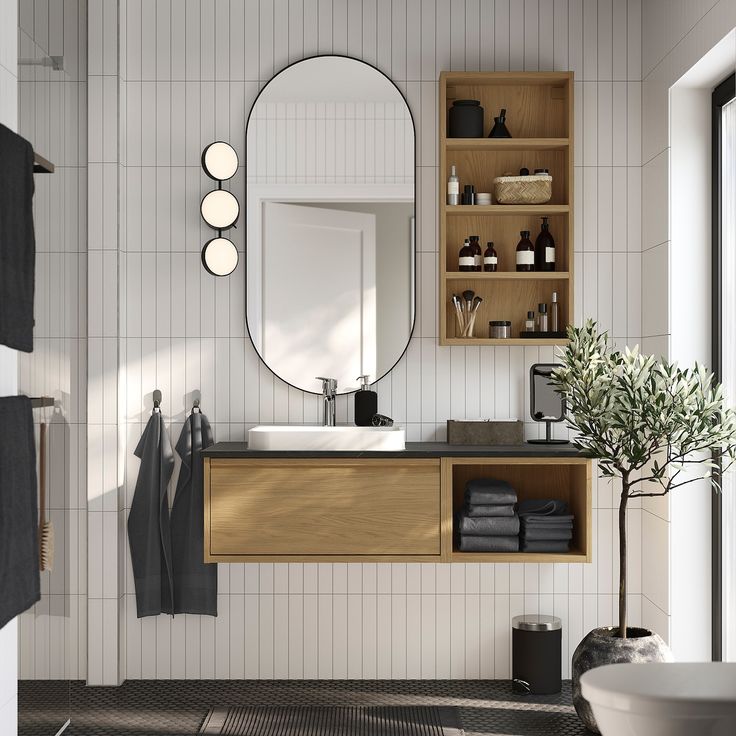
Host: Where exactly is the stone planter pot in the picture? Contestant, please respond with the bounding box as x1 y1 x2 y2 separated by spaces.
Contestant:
571 627 673 733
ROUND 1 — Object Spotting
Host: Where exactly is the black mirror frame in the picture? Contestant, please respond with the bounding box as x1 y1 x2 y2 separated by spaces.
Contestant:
244 54 417 396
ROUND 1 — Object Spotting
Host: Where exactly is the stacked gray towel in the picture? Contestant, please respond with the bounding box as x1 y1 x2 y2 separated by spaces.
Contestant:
518 498 574 553
458 478 519 552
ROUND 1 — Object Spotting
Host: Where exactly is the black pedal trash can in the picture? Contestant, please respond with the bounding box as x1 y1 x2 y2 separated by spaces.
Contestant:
512 614 562 695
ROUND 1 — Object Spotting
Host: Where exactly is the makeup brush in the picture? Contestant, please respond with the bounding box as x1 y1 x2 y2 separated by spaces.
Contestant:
451 294 465 334
462 290 475 323
464 296 484 337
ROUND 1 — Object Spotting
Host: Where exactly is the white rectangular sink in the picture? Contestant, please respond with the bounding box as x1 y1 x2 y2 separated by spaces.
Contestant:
247 425 406 451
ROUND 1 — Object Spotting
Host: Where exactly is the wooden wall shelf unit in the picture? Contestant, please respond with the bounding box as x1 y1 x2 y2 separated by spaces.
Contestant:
439 71 574 346
203 449 592 564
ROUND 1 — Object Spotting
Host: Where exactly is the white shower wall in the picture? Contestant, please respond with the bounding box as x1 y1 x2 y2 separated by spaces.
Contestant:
15 0 88 681
79 0 646 685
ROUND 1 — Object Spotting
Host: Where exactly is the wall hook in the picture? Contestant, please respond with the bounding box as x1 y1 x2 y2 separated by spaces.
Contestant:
192 398 200 413
152 389 162 412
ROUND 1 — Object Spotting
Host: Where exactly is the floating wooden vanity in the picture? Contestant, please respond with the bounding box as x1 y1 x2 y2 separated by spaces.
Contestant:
202 443 592 564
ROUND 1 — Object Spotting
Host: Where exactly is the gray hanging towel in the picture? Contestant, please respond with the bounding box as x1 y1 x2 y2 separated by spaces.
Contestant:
128 411 174 617
171 410 217 615
0 396 40 629
0 123 35 352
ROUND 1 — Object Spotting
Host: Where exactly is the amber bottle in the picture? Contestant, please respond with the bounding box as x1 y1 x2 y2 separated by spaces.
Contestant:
516 230 535 272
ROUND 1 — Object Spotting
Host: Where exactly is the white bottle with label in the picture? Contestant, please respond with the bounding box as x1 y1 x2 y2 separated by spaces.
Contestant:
447 164 460 205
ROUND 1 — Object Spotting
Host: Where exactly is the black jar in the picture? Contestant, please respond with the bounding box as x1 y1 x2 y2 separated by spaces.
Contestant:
448 99 484 138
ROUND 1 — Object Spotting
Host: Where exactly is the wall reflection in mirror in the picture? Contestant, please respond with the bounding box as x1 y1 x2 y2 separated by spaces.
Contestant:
246 55 415 394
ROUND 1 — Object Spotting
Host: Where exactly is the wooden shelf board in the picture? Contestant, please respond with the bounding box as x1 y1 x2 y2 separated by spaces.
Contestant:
441 71 573 86
451 549 589 563
444 271 570 281
442 337 568 347
444 137 569 151
444 204 570 215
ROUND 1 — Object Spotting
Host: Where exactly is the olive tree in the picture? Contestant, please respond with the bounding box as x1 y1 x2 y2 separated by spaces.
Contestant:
551 320 736 638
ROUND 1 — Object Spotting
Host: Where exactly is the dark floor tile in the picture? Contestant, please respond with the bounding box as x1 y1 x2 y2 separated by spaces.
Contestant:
19 680 590 736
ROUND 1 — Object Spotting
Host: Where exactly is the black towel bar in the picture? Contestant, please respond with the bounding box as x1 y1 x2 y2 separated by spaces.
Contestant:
29 396 54 408
33 152 54 174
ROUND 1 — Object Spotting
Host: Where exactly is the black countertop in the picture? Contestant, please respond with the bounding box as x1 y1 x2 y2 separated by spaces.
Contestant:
202 441 584 459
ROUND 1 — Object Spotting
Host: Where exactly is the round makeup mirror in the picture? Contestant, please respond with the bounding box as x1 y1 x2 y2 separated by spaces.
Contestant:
245 56 415 394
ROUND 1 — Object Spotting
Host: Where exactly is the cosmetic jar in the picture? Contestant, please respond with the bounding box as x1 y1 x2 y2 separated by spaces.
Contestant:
475 192 492 205
448 99 484 138
489 320 512 339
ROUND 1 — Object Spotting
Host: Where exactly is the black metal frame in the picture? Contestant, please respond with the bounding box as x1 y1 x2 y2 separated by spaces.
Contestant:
527 363 568 445
243 54 418 396
711 71 735 662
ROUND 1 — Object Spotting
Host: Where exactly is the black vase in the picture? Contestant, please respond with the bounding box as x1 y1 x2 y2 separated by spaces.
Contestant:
448 99 484 138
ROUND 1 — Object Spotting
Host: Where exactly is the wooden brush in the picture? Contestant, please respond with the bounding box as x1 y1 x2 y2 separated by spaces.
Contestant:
39 421 54 572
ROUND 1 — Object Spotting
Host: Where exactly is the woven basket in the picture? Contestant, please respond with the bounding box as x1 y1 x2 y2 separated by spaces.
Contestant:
493 174 552 204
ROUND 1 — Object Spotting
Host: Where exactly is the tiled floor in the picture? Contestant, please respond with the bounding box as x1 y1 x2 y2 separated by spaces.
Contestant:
19 680 591 736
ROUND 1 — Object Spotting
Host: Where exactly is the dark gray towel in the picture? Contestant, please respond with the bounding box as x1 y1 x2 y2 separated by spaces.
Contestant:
465 478 517 505
0 124 35 353
457 514 520 536
521 515 575 526
466 504 515 517
171 411 217 616
521 528 573 541
521 539 570 553
459 535 519 552
128 412 175 617
517 498 569 516
0 396 40 628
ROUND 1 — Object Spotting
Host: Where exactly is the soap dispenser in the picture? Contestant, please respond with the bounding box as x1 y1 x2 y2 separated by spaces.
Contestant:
354 375 378 426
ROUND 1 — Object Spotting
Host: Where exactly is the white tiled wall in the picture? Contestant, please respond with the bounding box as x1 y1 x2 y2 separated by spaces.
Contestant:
249 100 414 184
15 0 88 683
640 0 736 659
80 0 646 685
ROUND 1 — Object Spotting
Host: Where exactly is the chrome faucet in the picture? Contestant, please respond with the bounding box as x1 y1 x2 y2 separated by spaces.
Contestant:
316 377 337 426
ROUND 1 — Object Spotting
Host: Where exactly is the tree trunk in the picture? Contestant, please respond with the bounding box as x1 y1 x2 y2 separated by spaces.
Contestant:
619 475 629 639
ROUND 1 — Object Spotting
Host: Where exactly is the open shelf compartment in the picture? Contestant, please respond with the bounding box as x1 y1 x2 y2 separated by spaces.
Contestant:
439 71 574 346
443 457 592 563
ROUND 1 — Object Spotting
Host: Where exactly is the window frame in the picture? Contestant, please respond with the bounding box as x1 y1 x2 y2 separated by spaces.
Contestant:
711 71 735 662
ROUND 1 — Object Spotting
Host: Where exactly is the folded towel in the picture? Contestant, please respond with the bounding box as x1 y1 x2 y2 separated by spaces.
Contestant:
521 515 574 526
520 539 570 553
459 535 519 552
466 504 515 517
521 528 573 541
0 396 40 629
465 478 517 506
457 514 520 536
0 124 36 352
517 498 569 516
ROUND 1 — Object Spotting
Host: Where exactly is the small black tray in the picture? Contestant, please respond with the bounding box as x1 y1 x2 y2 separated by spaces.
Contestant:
520 331 567 339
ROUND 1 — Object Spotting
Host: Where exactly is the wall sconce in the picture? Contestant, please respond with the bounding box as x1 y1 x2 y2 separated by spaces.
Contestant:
200 141 239 276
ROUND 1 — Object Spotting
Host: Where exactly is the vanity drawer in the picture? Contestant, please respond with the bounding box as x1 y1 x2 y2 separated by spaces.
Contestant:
205 458 443 561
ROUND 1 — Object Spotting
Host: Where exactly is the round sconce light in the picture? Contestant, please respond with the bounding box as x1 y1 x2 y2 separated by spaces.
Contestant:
201 236 239 277
200 140 240 277
201 141 238 181
200 189 239 230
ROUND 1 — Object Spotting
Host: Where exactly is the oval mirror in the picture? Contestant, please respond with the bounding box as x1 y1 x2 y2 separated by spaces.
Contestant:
246 55 415 395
